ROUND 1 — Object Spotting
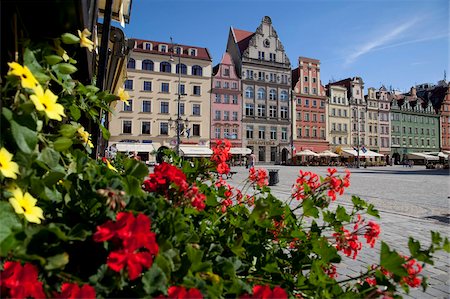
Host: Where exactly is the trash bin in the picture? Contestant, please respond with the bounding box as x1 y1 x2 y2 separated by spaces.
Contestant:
268 169 279 186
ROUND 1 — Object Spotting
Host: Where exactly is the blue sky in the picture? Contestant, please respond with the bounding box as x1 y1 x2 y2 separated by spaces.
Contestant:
123 0 448 92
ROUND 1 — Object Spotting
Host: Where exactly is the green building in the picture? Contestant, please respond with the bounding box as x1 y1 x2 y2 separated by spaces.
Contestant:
390 87 440 164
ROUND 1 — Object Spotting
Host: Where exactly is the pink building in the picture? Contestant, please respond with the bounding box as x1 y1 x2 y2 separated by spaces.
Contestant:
210 52 243 148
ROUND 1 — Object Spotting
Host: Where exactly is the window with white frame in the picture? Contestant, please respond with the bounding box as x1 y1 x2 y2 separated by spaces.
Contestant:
142 100 151 113
123 120 132 134
192 104 201 116
123 100 132 111
141 121 151 134
281 127 287 140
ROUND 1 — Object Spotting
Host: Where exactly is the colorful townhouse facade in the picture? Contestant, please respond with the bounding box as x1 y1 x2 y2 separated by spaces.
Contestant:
226 16 292 163
389 87 440 163
438 84 450 151
365 88 380 152
108 39 212 161
292 57 329 153
325 84 350 151
375 86 391 156
210 53 243 148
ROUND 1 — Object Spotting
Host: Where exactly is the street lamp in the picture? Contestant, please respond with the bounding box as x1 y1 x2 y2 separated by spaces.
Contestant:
170 37 182 156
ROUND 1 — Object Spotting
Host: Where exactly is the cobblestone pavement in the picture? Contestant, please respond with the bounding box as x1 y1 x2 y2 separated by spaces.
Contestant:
227 165 450 298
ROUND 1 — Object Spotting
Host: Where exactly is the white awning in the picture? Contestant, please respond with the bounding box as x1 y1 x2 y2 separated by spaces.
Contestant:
341 148 384 158
179 146 213 158
296 149 319 157
230 147 252 155
406 152 439 161
114 143 156 153
318 150 340 157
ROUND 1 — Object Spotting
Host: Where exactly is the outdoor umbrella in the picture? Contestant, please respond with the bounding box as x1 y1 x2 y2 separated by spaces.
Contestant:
295 149 319 157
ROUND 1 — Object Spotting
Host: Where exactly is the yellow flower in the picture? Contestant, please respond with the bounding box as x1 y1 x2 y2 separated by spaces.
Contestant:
103 157 118 172
7 62 40 90
54 39 70 61
77 127 94 148
78 28 94 52
117 87 130 106
8 188 44 224
0 148 20 179
30 85 66 121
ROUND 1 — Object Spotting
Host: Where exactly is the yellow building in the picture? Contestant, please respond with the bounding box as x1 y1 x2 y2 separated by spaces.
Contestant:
326 85 351 150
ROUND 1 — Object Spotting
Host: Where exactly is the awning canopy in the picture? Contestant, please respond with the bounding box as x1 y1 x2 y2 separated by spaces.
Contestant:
341 148 384 158
318 150 340 157
179 146 213 158
114 142 156 153
296 149 319 157
230 147 252 155
406 152 439 161
98 0 133 27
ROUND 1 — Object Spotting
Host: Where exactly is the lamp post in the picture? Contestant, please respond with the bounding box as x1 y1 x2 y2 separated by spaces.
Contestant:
170 37 182 156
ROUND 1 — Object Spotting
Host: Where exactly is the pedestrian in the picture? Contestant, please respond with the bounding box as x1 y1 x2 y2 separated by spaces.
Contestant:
249 153 256 169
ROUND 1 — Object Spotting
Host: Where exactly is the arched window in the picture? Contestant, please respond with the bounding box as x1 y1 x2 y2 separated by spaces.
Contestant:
269 89 277 100
127 58 135 69
245 87 254 99
280 90 288 101
142 60 154 71
192 65 203 76
160 61 172 73
257 88 266 100
176 63 187 75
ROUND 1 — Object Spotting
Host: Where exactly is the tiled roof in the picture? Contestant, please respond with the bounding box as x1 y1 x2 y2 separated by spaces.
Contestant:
131 38 212 61
231 27 254 55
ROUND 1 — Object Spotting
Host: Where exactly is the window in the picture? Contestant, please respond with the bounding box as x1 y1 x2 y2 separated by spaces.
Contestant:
258 146 265 162
246 70 254 80
143 81 152 91
215 94 221 103
312 100 317 107
270 147 277 162
257 105 266 117
305 99 309 107
160 102 169 114
193 104 201 116
176 63 187 74
142 100 151 112
258 51 265 60
161 82 169 93
160 122 168 135
304 113 310 121
245 104 254 116
297 98 301 105
160 61 171 73
312 88 317 94
123 100 132 111
269 106 277 118
320 129 325 138
269 89 277 100
179 103 185 115
178 84 185 95
193 86 201 95
304 87 308 93
224 111 230 121
145 43 152 50
224 82 230 89
223 94 230 104
232 82 237 89
320 114 325 122
258 71 265 81
175 46 182 55
257 88 266 100
297 128 302 137
127 58 135 69
214 110 221 120
281 127 287 140
192 65 203 76
192 124 200 136
215 81 221 88
258 126 265 139
124 79 133 90
159 45 167 52
223 68 230 76
245 87 254 98
313 128 317 137
142 121 151 134
270 127 277 139
142 60 154 71
269 53 276 62
232 95 238 104
123 120 132 134
246 125 254 139
312 114 317 122
215 127 221 139
280 90 288 101
280 107 288 119
332 108 336 116
232 111 238 121
304 76 308 82
190 49 197 56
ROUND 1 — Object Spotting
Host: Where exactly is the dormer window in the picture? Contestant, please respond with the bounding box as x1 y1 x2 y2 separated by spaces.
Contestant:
189 48 197 56
144 42 152 50
159 44 167 52
175 47 183 55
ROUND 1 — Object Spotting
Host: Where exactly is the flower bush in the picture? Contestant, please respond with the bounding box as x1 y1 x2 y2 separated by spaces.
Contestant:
0 30 449 299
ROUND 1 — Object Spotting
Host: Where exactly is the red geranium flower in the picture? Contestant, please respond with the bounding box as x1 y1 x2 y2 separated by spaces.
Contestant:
155 286 203 298
0 261 46 299
364 221 381 248
240 285 288 299
54 282 96 299
107 249 153 280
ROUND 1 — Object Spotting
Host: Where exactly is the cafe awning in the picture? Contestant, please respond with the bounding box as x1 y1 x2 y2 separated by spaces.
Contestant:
229 147 252 155
179 146 213 158
318 150 340 157
114 142 156 153
341 148 384 158
296 149 319 157
406 152 439 161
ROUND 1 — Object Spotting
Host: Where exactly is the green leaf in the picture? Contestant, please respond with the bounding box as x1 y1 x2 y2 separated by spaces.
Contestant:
443 238 450 253
367 204 380 218
186 244 203 265
0 202 22 246
59 124 79 138
100 124 110 140
53 63 77 75
37 147 61 170
380 242 408 277
45 55 63 65
312 237 340 263
53 137 73 151
11 120 37 153
2 107 13 121
123 176 145 197
142 264 168 295
61 33 80 44
262 261 280 273
69 105 81 121
408 237 433 264
302 198 319 218
124 159 148 179
45 253 69 270
336 206 351 222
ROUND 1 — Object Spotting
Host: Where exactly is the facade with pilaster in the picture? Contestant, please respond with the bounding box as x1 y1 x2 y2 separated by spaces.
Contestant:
226 16 292 163
376 86 391 156
325 84 350 151
365 88 380 152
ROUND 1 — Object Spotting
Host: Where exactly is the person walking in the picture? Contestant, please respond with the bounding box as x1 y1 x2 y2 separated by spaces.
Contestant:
249 153 256 169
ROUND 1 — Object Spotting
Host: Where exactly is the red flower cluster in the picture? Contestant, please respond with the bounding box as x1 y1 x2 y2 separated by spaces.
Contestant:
93 212 159 280
333 227 362 259
325 168 350 201
291 170 320 201
143 162 189 193
214 177 245 212
240 285 288 299
185 184 207 210
401 257 423 288
53 282 96 298
248 167 268 188
211 139 231 175
156 286 203 298
323 264 338 279
0 261 46 298
363 221 381 248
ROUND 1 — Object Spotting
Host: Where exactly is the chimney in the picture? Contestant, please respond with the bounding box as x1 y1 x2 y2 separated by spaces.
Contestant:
410 86 417 97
